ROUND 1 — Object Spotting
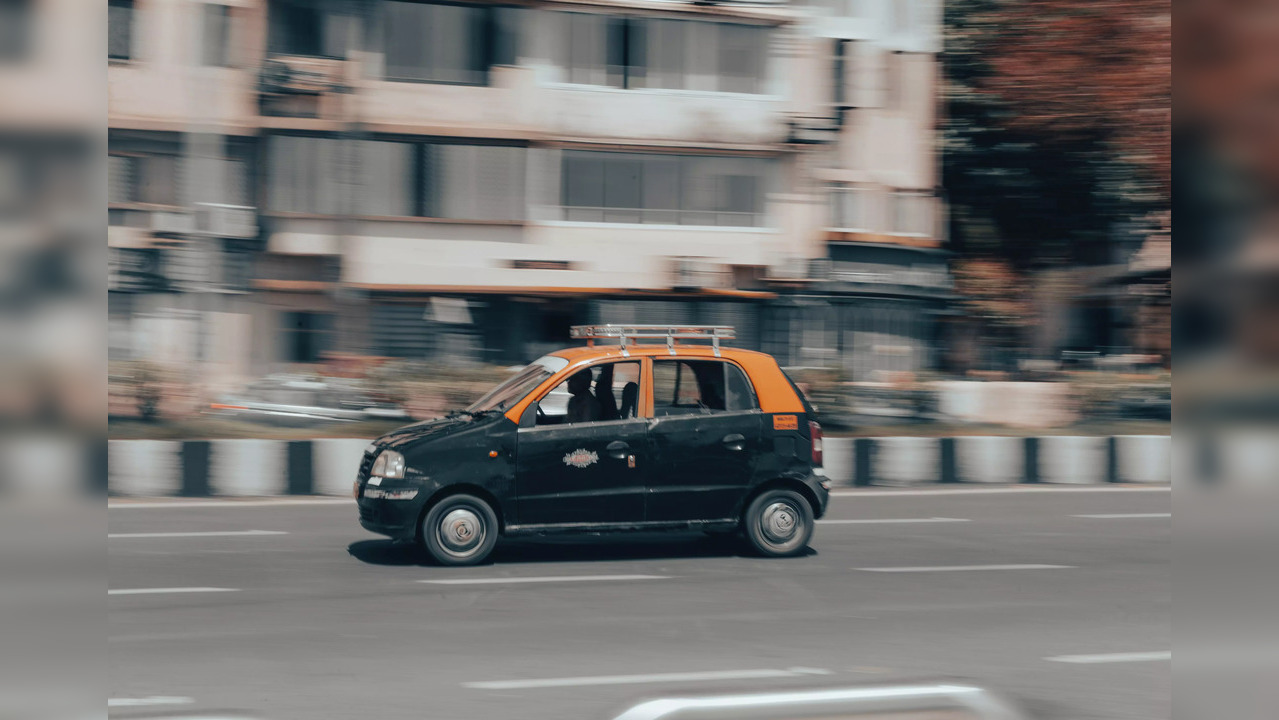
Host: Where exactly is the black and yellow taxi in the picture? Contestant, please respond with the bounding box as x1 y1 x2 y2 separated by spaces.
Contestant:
356 325 829 565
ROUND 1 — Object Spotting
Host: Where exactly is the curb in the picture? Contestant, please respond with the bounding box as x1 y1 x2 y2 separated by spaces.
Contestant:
106 435 1175 497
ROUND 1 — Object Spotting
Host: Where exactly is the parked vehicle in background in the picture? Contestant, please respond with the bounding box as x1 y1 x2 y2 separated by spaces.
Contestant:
210 374 410 426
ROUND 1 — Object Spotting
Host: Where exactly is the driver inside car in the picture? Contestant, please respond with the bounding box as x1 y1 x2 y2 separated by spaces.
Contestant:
565 369 601 424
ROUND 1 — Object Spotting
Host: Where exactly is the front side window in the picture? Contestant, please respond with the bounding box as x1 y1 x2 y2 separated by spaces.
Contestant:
652 360 756 416
535 361 641 426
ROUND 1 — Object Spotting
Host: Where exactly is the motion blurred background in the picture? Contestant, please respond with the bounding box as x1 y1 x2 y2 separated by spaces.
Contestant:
91 0 1175 440
0 0 1273 717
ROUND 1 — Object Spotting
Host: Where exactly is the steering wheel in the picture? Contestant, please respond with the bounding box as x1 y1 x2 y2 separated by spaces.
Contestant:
536 404 548 423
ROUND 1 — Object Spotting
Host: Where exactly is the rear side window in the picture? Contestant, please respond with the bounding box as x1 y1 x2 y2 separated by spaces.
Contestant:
653 360 757 416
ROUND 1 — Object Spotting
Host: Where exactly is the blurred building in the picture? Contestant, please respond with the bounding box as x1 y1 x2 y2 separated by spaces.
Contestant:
107 0 946 387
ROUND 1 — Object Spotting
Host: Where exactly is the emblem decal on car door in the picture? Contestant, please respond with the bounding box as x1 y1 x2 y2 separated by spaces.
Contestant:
562 449 599 468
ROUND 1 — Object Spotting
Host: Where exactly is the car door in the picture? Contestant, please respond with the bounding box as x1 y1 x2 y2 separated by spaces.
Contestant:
515 360 649 527
645 358 764 523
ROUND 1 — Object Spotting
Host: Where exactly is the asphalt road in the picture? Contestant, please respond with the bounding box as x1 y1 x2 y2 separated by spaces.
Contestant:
108 487 1170 720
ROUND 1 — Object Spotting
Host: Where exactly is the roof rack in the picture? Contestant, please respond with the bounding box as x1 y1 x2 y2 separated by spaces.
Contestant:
570 325 736 357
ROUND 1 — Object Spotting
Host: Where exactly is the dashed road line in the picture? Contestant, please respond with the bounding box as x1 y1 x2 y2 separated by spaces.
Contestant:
818 517 970 525
1045 651 1171 664
108 587 240 596
107 696 194 707
855 564 1074 573
464 666 833 690
108 530 289 539
1071 513 1170 519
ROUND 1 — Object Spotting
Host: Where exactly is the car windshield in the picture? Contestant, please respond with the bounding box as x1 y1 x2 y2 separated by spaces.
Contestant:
465 355 569 413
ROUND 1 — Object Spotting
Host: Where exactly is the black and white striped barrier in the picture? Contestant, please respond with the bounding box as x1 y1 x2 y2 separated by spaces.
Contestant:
102 435 1186 497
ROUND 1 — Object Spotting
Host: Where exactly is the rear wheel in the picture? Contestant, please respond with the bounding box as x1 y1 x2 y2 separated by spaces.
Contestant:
743 489 814 557
421 494 499 566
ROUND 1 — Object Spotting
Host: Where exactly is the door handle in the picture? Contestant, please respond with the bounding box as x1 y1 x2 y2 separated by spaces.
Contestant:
721 433 746 451
606 440 630 459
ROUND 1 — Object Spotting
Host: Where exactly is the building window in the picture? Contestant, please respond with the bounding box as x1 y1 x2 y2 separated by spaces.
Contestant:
268 0 348 58
201 3 232 67
424 144 526 221
267 136 349 214
281 311 333 363
890 190 933 236
829 185 871 230
561 151 772 227
383 1 487 84
108 0 133 61
0 0 31 62
108 154 181 206
268 135 525 220
552 14 771 94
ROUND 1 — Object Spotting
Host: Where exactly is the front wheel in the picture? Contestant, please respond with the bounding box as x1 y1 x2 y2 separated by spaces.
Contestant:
421 494 499 566
743 489 814 558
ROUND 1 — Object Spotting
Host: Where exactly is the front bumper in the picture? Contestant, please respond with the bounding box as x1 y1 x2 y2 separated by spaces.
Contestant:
356 490 426 541
806 470 831 518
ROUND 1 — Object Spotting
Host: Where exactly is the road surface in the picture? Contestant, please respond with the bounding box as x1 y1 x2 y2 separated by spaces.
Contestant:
108 487 1170 720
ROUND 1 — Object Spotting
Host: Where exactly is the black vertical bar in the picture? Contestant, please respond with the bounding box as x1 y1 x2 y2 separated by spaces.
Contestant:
940 437 958 483
181 440 211 497
287 441 314 495
854 438 873 487
1106 436 1120 483
89 438 108 497
1023 437 1039 484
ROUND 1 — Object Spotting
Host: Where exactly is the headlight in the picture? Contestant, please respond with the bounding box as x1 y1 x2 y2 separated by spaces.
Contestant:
370 450 406 479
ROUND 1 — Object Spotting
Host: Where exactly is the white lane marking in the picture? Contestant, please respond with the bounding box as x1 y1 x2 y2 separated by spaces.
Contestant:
109 498 351 509
1045 651 1171 664
855 564 1074 573
107 696 194 707
420 574 668 586
464 666 833 690
108 587 240 596
831 486 1169 497
1072 513 1171 519
108 529 289 539
818 517 970 525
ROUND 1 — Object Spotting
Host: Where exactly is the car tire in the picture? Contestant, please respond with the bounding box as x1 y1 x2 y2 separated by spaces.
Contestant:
421 494 499 566
743 488 814 558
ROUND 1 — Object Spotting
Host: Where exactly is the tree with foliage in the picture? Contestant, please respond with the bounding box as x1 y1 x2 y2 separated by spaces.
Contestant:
943 0 1170 362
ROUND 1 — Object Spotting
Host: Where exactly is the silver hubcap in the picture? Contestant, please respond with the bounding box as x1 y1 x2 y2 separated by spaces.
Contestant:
760 501 800 544
437 508 484 557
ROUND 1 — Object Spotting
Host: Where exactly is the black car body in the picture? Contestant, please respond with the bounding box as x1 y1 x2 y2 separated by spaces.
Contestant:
356 327 830 565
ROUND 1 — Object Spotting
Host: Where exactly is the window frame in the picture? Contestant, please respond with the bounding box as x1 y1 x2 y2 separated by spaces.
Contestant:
521 358 648 429
108 0 134 62
650 357 759 417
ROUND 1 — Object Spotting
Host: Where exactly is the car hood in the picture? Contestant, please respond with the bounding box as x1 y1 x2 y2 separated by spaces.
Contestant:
375 412 500 449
